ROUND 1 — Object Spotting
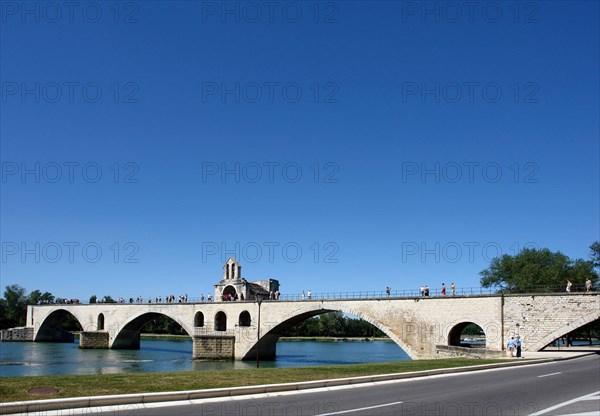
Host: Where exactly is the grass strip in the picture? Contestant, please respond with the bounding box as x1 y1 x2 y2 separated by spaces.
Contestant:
0 359 513 403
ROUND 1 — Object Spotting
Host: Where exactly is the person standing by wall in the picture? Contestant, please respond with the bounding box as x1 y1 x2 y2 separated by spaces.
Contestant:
515 336 522 358
507 337 515 357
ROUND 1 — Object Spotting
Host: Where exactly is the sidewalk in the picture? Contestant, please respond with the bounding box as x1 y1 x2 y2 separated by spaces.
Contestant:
515 347 599 359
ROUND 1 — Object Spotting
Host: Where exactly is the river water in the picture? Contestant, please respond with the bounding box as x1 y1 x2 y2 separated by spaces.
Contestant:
0 338 410 377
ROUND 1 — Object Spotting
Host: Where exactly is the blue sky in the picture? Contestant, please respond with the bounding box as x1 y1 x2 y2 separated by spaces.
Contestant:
1 1 598 301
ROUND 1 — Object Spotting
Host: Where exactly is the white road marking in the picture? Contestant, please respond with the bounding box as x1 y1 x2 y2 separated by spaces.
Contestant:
529 391 600 415
537 372 562 378
316 400 404 415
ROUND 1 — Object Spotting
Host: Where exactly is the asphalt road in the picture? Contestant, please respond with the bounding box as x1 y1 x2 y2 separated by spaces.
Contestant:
92 354 600 416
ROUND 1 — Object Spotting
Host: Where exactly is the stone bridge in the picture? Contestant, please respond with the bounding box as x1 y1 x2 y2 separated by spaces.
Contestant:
10 293 600 360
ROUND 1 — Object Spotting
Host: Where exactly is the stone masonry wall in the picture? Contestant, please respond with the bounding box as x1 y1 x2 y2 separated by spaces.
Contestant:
193 336 235 359
250 296 504 359
435 345 506 359
79 331 110 349
503 293 599 352
0 327 34 341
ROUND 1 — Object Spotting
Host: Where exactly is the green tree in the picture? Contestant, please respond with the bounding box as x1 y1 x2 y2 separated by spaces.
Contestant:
590 241 600 269
480 247 598 293
27 290 54 305
0 300 10 329
140 316 187 335
285 312 385 338
102 295 115 303
319 312 344 336
1 284 27 327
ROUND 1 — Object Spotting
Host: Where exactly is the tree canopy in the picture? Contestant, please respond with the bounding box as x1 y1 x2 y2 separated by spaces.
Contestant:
591 241 600 269
480 244 599 293
0 284 27 328
0 285 76 329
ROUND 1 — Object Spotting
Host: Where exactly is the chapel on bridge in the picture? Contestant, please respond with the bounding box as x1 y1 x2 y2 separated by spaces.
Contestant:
214 258 280 301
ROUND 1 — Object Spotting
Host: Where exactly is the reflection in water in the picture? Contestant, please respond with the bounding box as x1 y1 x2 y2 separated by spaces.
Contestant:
0 338 409 377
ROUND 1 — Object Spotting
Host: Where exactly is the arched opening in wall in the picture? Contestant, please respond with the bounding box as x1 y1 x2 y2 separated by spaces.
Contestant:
112 312 192 350
543 318 600 349
97 313 105 330
239 311 251 327
215 311 227 331
35 310 83 342
242 310 410 362
448 322 486 348
194 312 204 327
222 285 237 301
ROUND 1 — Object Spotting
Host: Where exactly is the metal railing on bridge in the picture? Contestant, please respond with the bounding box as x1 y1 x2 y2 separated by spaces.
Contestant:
37 284 596 306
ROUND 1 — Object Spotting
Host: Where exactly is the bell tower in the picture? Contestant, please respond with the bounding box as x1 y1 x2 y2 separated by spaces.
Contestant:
223 258 241 280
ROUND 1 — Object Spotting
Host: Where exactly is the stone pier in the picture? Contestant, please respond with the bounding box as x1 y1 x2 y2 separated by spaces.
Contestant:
79 331 110 349
192 335 235 359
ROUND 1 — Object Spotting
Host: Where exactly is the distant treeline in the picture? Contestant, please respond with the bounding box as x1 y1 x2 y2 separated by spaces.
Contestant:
141 317 188 335
285 312 386 338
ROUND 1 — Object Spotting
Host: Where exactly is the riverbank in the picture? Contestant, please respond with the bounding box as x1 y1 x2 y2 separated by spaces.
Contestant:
0 358 511 403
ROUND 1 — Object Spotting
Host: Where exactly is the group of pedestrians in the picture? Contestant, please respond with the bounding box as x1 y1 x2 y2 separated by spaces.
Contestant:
419 283 456 296
301 290 312 300
128 294 190 304
506 336 523 358
566 278 594 293
565 277 592 293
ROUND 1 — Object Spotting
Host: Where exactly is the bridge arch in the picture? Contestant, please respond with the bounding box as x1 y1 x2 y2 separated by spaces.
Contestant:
35 309 83 342
97 313 105 330
242 302 418 360
111 311 193 349
529 310 600 352
447 321 486 347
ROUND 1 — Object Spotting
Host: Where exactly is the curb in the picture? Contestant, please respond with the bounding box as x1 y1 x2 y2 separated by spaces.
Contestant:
1 353 596 415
